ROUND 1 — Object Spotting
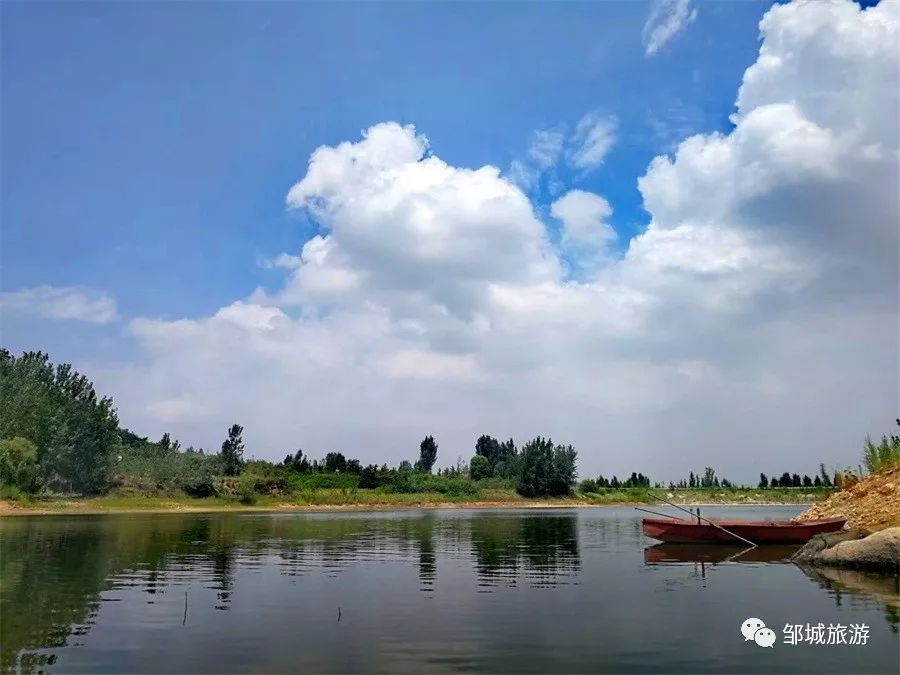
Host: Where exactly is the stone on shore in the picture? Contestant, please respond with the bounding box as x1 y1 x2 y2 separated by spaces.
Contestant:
792 527 900 573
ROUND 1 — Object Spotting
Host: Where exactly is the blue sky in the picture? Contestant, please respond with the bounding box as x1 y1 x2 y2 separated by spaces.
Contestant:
4 1 762 332
2 0 895 477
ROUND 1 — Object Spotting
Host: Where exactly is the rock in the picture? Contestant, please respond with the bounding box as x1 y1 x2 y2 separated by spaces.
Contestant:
792 527 900 573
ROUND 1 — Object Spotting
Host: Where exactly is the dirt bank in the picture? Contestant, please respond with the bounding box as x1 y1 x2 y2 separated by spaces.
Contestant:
795 469 899 532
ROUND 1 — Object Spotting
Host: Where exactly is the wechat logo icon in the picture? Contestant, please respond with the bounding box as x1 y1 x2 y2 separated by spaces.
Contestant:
741 618 776 648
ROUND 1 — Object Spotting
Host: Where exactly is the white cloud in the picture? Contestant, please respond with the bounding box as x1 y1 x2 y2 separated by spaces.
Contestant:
0 285 118 324
551 190 617 274
551 190 616 249
642 0 697 56
260 253 302 270
93 1 897 480
567 113 617 171
527 129 565 169
282 121 559 321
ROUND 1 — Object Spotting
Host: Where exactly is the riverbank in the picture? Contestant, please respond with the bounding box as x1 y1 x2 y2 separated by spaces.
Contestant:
0 486 830 516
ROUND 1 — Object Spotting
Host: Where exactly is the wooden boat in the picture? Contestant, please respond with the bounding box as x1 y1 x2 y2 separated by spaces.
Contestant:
641 516 846 545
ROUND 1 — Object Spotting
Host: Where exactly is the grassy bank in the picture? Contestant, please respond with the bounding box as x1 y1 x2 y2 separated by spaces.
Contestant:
0 486 833 516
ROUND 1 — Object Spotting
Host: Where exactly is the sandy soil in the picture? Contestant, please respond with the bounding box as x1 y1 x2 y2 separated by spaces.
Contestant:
796 469 900 532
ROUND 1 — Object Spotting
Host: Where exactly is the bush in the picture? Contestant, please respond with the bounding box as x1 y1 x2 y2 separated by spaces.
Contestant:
470 455 490 480
579 478 598 494
358 464 382 489
863 421 900 474
0 437 40 492
292 472 359 490
0 484 24 501
381 472 479 497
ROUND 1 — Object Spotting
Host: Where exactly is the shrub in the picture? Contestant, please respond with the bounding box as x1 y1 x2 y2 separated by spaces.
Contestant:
358 464 382 489
579 478 598 494
0 437 40 492
863 421 900 474
470 455 490 480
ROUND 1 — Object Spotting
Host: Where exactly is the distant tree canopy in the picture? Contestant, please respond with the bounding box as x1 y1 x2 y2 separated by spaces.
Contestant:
471 435 519 479
0 350 119 493
516 437 577 498
324 451 347 473
415 436 438 474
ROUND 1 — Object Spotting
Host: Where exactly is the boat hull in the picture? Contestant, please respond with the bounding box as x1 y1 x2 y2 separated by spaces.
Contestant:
641 517 846 545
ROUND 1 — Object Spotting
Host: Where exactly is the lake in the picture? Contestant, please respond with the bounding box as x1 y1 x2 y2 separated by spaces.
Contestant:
1 506 897 673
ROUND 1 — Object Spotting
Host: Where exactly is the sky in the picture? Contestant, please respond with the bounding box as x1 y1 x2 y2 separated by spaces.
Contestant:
1 0 897 483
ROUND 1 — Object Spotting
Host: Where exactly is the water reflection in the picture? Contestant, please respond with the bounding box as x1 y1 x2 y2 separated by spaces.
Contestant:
470 514 580 588
644 543 800 565
0 511 581 671
1 510 897 674
797 564 900 634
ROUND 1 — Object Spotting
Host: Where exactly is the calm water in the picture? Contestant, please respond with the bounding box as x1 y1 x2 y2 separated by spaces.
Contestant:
1 506 897 674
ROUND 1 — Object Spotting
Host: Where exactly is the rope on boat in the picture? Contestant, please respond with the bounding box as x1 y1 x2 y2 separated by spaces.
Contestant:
638 495 758 548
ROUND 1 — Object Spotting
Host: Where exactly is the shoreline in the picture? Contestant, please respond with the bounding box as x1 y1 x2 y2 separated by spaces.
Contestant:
0 498 814 518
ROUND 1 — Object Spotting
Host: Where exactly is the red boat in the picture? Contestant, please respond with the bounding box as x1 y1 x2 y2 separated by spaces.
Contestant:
641 516 846 545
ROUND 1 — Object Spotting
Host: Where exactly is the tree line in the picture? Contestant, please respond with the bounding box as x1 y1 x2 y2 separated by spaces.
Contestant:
0 351 578 499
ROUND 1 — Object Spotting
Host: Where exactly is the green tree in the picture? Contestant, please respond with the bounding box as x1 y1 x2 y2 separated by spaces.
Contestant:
819 463 832 487
758 473 768 489
0 437 39 492
516 437 577 497
358 464 380 488
324 451 347 473
470 454 490 480
0 350 119 493
415 436 438 473
475 435 501 468
398 460 413 473
220 424 244 476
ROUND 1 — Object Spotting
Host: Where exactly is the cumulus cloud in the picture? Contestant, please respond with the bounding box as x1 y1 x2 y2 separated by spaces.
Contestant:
282 121 559 321
567 113 617 171
95 0 897 480
642 0 697 56
551 190 617 274
0 285 118 324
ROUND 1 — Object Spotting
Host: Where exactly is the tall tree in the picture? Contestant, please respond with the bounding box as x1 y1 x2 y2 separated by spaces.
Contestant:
758 473 768 489
0 350 119 493
416 436 438 473
475 435 501 466
221 424 244 476
819 463 832 487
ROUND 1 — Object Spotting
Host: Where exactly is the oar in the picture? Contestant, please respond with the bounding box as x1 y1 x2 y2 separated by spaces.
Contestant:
644 494 757 548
